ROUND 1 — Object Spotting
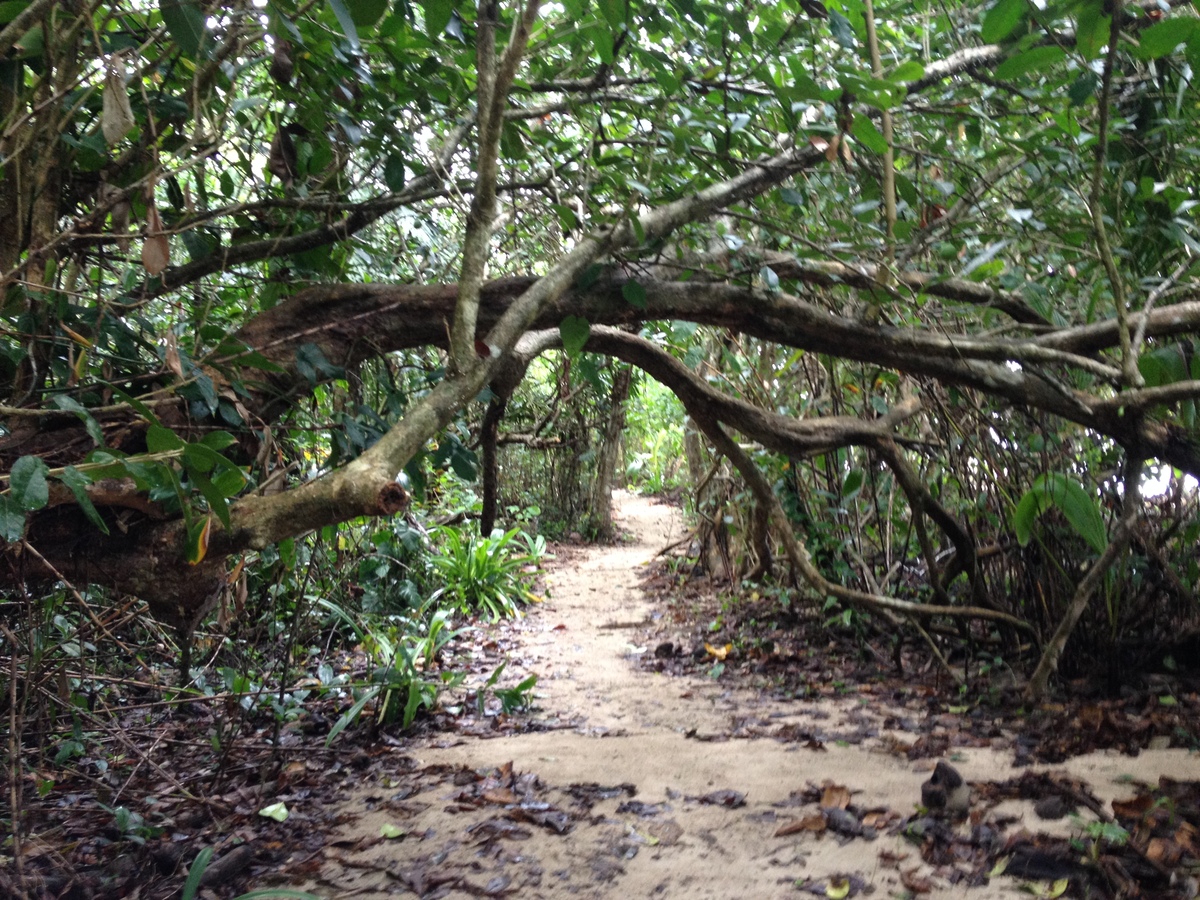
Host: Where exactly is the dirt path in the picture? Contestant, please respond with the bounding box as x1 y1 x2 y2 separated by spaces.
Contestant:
307 492 1200 899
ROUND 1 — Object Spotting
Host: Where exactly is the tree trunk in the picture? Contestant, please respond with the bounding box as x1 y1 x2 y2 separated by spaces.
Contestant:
479 395 508 536
588 364 633 540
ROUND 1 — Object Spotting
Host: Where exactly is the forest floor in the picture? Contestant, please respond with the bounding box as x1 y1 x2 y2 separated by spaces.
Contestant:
8 492 1200 899
299 492 1200 900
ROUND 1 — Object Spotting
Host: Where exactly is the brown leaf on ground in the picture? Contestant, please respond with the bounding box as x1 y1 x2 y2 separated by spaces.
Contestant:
1146 836 1183 866
877 848 909 867
466 817 532 843
900 867 934 893
646 819 684 845
775 812 827 836
862 808 900 829
508 805 573 834
481 788 519 805
820 783 851 809
690 788 745 807
567 782 637 807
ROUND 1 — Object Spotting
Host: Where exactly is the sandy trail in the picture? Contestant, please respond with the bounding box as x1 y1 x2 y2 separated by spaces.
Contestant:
307 492 1200 899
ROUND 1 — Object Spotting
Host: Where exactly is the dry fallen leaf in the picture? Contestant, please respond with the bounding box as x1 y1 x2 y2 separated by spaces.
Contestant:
820 782 851 809
695 789 745 808
646 819 683 846
269 39 294 86
825 133 840 163
482 788 518 805
142 203 170 275
1146 835 1182 866
163 330 183 378
704 641 731 660
900 867 933 894
102 56 137 145
774 812 826 836
862 808 898 829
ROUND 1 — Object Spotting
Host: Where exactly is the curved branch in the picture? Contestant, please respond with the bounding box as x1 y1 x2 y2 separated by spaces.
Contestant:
697 413 1031 630
226 274 1200 475
506 326 1026 627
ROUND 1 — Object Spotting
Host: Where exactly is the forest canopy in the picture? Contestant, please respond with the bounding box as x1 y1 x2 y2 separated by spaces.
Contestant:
1 0 1199 699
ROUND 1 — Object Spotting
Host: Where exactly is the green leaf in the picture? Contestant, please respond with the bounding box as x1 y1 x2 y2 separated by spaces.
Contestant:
559 315 590 358
1012 491 1037 546
0 2 29 26
786 59 825 101
212 467 247 498
159 0 207 57
828 10 856 49
1068 71 1099 106
380 823 406 839
190 468 231 529
347 0 388 28
10 456 49 511
200 431 237 451
60 467 109 535
183 443 222 475
146 423 185 453
449 444 477 481
421 0 452 38
959 240 1009 278
181 847 213 900
994 45 1066 80
842 468 864 498
51 395 105 446
888 60 925 83
780 187 805 206
1136 19 1199 60
596 0 624 31
592 23 615 64
1012 472 1107 553
0 496 25 541
384 153 406 192
185 514 212 564
326 685 380 746
258 801 289 822
109 387 162 426
980 0 1025 44
1074 4 1111 59
552 203 579 233
851 113 888 154
622 280 647 309
327 0 362 47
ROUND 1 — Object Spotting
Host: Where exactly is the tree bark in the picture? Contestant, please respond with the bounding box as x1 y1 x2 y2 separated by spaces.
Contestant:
479 395 508 536
588 364 632 540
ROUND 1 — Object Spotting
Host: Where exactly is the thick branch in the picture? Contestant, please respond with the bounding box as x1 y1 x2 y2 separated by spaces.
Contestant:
450 1 541 370
694 414 1030 630
227 276 1200 476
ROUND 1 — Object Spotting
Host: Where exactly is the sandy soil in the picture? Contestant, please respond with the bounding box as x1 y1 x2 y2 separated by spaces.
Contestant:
301 492 1200 899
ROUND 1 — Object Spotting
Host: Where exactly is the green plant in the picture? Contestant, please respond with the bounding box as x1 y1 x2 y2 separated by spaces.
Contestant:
1069 816 1130 863
430 526 543 621
183 847 321 900
495 675 539 714
476 662 539 715
320 597 469 743
100 804 162 845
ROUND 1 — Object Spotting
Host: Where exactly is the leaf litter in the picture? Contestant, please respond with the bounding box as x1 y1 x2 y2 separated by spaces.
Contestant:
9 493 1200 899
